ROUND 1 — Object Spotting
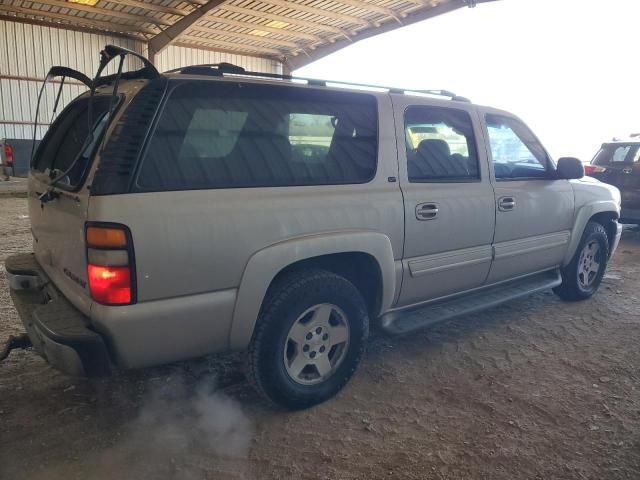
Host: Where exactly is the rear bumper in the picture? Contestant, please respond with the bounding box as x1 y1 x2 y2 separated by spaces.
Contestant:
5 253 111 377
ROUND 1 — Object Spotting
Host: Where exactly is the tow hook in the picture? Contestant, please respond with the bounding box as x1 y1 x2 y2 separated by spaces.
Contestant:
0 334 32 362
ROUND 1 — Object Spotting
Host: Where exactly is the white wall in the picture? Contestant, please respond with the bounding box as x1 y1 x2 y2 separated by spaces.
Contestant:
0 19 283 141
0 19 147 140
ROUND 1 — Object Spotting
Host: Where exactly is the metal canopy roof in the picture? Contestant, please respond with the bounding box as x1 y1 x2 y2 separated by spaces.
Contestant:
0 0 496 70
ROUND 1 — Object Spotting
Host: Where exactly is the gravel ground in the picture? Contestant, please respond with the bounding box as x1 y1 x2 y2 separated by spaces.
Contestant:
1 196 639 480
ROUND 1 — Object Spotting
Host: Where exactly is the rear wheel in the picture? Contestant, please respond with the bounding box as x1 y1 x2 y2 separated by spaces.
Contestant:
554 221 609 301
246 269 369 410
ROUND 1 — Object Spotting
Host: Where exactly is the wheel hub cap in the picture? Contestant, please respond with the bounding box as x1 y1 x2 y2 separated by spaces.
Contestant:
577 240 601 289
284 303 350 385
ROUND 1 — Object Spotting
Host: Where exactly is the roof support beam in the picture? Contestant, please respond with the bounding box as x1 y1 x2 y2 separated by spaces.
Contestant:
256 0 370 28
215 5 351 37
148 0 228 62
0 13 146 42
0 5 155 36
113 0 191 17
30 0 172 26
327 0 405 24
187 27 300 50
197 16 323 43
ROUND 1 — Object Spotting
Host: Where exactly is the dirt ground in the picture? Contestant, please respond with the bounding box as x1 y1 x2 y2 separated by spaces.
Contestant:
1 195 639 480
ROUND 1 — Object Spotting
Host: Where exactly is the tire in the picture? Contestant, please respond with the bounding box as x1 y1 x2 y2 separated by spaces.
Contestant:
553 221 609 301
246 269 369 410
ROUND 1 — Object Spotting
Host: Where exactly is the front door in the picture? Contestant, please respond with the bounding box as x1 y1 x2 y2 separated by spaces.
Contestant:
395 99 495 307
481 110 574 284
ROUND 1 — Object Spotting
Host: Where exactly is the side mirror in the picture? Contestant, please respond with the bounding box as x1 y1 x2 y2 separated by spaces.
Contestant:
556 157 585 179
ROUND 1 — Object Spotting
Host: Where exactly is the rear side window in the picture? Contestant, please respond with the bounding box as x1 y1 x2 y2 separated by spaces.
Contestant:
404 106 480 182
136 82 378 191
33 96 112 188
593 144 640 165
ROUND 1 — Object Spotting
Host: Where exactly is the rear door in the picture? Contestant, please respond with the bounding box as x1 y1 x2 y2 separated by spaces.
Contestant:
29 94 114 315
393 97 496 307
480 109 574 283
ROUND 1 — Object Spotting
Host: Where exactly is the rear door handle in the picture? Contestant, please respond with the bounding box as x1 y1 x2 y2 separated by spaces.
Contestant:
416 202 439 220
498 196 516 211
622 167 632 174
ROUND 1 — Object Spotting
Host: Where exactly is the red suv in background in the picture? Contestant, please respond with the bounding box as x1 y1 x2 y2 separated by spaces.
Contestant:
586 137 640 223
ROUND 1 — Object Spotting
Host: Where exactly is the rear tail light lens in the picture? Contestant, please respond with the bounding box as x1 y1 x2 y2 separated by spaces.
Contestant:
86 224 135 305
3 144 13 166
87 226 127 248
88 265 131 304
584 165 607 175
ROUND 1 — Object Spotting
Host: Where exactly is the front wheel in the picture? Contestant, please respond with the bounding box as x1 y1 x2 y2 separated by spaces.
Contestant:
554 221 609 301
246 269 369 410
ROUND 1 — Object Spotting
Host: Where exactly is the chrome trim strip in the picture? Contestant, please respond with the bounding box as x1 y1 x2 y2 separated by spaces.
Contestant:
408 245 493 277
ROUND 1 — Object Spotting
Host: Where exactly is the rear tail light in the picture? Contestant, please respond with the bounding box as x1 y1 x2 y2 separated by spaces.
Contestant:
88 265 131 304
86 226 127 248
3 144 13 167
584 165 607 175
86 224 135 305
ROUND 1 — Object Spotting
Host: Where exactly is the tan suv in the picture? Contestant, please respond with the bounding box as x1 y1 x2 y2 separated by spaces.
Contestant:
4 46 622 409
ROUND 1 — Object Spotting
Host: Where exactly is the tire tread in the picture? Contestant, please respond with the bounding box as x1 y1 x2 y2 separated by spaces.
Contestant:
246 269 368 409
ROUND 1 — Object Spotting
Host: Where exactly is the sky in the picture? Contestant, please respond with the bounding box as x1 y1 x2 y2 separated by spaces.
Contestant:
295 0 640 162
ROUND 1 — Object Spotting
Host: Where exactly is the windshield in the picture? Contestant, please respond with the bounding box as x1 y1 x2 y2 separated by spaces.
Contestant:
32 96 114 189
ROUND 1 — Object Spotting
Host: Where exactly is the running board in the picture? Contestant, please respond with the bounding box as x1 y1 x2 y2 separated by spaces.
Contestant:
381 270 562 335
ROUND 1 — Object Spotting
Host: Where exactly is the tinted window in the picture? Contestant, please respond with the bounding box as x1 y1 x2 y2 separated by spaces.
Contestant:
486 114 551 180
405 106 479 182
137 82 378 190
33 96 112 188
593 144 640 165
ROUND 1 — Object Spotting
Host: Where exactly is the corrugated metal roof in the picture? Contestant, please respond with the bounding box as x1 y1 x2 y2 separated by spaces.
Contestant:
0 0 496 69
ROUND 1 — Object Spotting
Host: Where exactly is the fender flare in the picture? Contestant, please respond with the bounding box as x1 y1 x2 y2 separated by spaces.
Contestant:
563 200 620 265
228 231 396 350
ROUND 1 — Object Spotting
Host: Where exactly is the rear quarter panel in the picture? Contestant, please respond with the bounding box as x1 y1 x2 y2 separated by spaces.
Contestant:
87 92 404 355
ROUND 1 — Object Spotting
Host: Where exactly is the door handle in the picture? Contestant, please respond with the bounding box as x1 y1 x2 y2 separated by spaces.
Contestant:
498 196 516 211
622 167 632 174
416 202 439 220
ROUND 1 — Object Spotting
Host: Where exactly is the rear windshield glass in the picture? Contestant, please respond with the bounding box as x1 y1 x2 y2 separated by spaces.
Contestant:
33 96 112 188
136 82 378 191
593 144 640 165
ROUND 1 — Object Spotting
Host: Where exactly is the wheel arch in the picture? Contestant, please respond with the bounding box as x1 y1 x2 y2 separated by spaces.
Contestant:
564 201 619 265
228 231 396 350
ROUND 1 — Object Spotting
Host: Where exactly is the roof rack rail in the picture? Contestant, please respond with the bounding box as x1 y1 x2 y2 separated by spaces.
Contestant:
165 63 470 102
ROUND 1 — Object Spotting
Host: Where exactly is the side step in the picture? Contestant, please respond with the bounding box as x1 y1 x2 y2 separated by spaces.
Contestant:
381 269 562 335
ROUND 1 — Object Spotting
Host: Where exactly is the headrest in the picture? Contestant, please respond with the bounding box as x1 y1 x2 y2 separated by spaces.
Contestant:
417 139 451 158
